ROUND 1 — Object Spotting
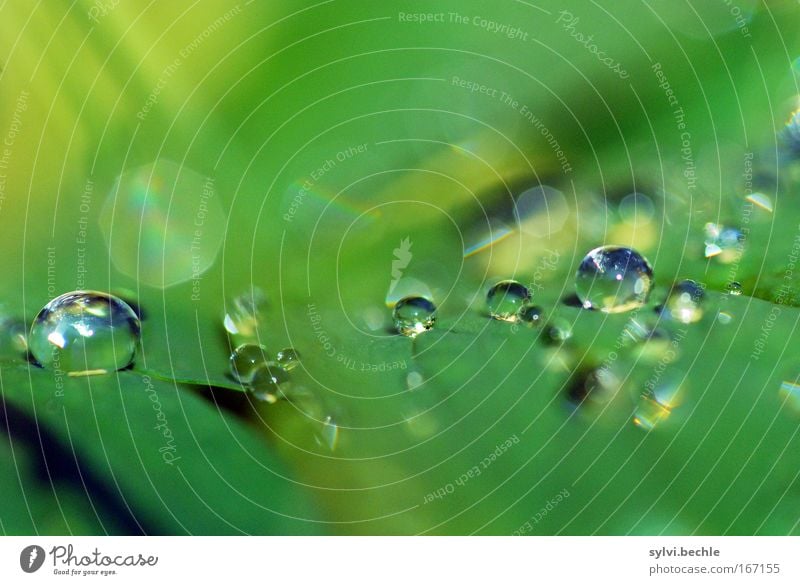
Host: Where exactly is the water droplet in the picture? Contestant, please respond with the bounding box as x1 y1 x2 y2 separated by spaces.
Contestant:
575 246 654 313
406 370 425 390
403 405 439 439
317 415 339 451
230 344 271 384
276 348 300 371
652 378 684 409
726 281 743 296
566 367 619 406
663 279 705 324
248 362 290 403
717 311 733 324
518 305 543 327
781 107 800 157
99 160 225 289
393 296 437 337
704 223 744 263
29 291 140 375
632 397 671 431
779 380 800 412
0 316 28 356
745 192 773 212
633 376 683 430
223 288 267 342
544 318 572 344
487 280 531 322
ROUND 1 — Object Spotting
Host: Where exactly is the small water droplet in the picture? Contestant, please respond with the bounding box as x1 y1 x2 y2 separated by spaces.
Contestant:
230 343 271 384
633 377 683 430
393 296 437 337
0 316 28 356
781 107 800 157
249 361 290 403
566 367 619 406
663 279 705 324
317 415 339 451
518 305 543 327
223 288 267 341
276 348 300 371
717 310 733 324
779 380 800 412
632 397 671 431
29 291 141 375
544 318 572 344
487 280 531 322
745 192 773 212
406 370 425 390
726 281 744 296
575 246 654 313
704 223 744 263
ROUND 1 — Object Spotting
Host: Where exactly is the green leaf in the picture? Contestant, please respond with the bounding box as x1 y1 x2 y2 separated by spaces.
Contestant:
0 365 321 534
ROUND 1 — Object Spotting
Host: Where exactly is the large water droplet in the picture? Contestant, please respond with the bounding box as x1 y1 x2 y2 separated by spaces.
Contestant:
575 246 654 313
663 279 705 324
229 343 271 384
486 280 531 322
99 160 225 289
29 291 141 375
393 296 437 337
249 362 290 403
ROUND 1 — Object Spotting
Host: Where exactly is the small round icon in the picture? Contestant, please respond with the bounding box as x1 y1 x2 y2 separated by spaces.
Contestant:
20 545 46 573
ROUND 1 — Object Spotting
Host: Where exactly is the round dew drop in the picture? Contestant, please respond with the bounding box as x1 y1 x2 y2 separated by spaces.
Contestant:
249 362 290 403
393 296 437 337
518 305 544 327
29 291 141 375
230 343 271 384
486 280 531 322
663 280 704 324
726 281 744 296
575 245 654 313
276 348 301 371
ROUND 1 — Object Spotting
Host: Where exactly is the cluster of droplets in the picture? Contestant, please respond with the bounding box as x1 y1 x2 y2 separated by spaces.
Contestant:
229 344 300 403
223 289 301 403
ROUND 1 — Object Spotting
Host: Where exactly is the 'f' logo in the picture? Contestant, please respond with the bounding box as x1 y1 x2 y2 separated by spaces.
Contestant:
20 545 45 573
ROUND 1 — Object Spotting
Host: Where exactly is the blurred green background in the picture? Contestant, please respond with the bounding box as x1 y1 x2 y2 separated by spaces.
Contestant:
1 0 800 535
